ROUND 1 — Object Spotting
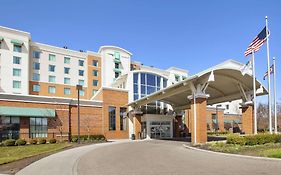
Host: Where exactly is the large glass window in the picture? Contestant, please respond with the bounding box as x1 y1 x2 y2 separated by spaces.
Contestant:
79 90 85 96
13 45 22 52
13 68 21 76
49 65 55 72
79 70 84 76
78 79 84 86
33 51 40 59
109 107 116 130
30 118 48 138
48 86 56 94
64 67 70 74
0 116 20 141
13 81 21 89
64 77 70 84
64 57 70 64
13 56 21 64
79 60 84 66
33 62 40 70
64 88 71 95
32 73 40 81
48 75 56 83
49 54 56 61
93 80 98 86
120 108 127 131
32 84 40 92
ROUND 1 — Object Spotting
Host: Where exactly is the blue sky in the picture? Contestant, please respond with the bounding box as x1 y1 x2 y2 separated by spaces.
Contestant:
1 0 280 102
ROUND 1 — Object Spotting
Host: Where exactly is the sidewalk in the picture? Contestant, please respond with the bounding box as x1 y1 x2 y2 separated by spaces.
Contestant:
16 140 131 175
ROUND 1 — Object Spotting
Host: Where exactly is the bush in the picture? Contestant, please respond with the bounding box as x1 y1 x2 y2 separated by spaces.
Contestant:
29 139 38 145
71 135 106 142
15 139 27 146
227 133 281 146
49 138 57 144
4 139 16 146
38 138 46 144
72 137 78 142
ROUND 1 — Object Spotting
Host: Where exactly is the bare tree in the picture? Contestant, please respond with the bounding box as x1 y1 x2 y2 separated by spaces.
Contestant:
82 116 93 140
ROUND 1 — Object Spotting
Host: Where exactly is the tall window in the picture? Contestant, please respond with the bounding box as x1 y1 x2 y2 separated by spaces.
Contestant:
32 73 40 81
120 108 127 131
13 81 21 89
49 54 56 61
64 67 70 74
115 63 119 69
109 107 116 130
79 70 84 76
115 72 119 78
48 86 56 94
33 51 40 59
30 118 48 138
92 60 98 67
79 60 84 66
64 57 70 64
32 84 40 92
49 65 55 72
33 62 40 70
13 45 22 53
64 77 70 84
48 75 56 83
13 68 21 76
13 56 21 64
93 80 98 86
92 70 98 76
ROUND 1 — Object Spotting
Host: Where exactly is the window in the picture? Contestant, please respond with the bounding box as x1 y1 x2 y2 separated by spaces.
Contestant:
32 51 40 58
79 60 84 66
175 75 180 82
79 70 84 76
92 70 98 76
79 90 85 96
0 116 20 141
226 105 229 110
109 107 116 130
115 63 119 69
64 67 70 74
92 60 98 67
92 90 98 96
49 65 55 72
13 81 21 89
49 54 56 61
64 88 71 95
115 72 119 78
64 57 70 64
114 52 120 59
32 73 40 81
120 108 127 131
13 56 21 64
13 45 22 53
64 77 70 84
48 86 56 94
48 76 56 83
32 84 40 92
78 79 84 86
13 68 21 76
29 118 47 138
33 62 40 70
93 80 98 86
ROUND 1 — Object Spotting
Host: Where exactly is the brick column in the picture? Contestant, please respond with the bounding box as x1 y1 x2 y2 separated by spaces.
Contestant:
189 96 208 144
217 110 225 132
133 114 142 139
242 104 254 134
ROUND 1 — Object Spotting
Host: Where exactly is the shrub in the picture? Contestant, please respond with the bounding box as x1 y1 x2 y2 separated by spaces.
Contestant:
39 138 46 144
4 139 16 146
29 139 38 145
49 138 57 144
72 137 78 142
227 133 281 146
227 134 245 145
15 139 27 146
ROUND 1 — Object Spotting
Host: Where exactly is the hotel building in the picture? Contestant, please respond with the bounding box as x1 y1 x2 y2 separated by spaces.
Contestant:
0 26 242 141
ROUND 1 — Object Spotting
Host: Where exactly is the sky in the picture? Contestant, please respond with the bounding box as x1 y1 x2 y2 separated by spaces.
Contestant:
1 0 281 103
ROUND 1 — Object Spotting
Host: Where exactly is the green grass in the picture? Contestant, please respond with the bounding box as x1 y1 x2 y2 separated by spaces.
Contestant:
0 143 72 165
204 142 281 158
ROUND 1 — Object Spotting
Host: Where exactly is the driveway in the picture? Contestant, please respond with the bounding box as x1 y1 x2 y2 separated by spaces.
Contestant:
17 140 281 175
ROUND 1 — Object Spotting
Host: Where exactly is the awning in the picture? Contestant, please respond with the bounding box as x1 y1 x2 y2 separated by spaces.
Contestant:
11 39 24 45
0 106 56 117
113 68 122 73
0 37 3 41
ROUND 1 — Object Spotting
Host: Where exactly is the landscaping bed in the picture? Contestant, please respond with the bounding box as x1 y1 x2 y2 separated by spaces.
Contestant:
196 133 281 159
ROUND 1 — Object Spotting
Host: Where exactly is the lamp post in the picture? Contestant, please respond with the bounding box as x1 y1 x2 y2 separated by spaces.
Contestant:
76 85 83 144
216 104 222 131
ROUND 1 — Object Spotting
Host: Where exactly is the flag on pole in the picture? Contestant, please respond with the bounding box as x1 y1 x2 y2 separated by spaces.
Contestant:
263 64 274 80
240 59 252 76
244 27 268 57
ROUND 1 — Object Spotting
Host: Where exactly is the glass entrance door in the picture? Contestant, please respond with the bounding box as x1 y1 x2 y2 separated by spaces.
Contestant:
150 121 171 139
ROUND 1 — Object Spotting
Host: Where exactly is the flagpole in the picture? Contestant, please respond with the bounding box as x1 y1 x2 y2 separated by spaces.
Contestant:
265 16 272 134
273 57 277 133
252 49 257 134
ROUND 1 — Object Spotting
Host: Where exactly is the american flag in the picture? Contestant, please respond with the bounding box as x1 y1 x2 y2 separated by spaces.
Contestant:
263 64 274 80
244 27 268 57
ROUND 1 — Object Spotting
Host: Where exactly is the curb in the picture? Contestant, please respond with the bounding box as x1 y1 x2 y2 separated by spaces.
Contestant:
183 144 281 162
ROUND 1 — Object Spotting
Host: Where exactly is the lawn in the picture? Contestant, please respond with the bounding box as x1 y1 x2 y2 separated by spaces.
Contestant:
202 142 281 158
0 143 72 164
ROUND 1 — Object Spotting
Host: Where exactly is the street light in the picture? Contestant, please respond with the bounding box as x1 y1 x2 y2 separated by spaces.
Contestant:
76 85 83 144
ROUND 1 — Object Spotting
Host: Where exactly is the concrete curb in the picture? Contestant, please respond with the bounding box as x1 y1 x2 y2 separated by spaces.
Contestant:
183 144 281 162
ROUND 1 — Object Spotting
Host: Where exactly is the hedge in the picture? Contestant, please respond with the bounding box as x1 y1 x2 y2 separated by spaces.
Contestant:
15 139 27 146
4 139 16 146
29 139 38 145
39 138 47 144
227 134 281 146
71 135 106 142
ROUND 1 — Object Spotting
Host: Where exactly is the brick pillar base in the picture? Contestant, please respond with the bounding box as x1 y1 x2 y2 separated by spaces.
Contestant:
134 114 142 139
217 110 225 132
242 104 254 134
190 97 207 144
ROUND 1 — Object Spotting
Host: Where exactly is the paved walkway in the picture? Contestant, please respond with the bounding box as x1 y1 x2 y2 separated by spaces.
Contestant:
17 140 281 175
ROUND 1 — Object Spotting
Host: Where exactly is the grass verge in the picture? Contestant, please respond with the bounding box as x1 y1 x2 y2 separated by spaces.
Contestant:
200 142 281 158
0 143 72 165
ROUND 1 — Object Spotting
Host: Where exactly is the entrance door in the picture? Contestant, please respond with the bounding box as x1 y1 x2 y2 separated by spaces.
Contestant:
150 121 171 139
